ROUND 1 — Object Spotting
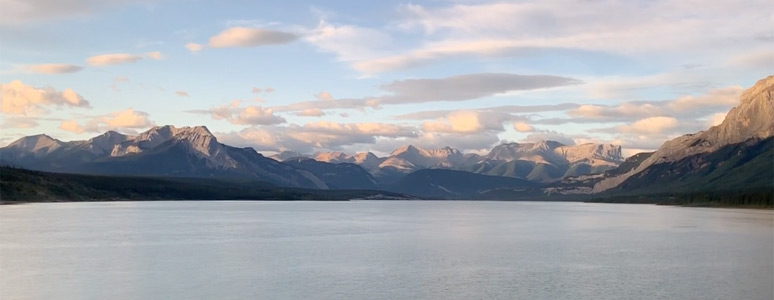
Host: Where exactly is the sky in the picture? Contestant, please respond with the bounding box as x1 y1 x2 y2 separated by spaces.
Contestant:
1 0 772 157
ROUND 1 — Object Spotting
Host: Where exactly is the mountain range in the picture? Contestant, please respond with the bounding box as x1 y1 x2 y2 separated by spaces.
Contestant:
0 126 327 189
1 75 772 203
278 140 623 184
0 127 625 192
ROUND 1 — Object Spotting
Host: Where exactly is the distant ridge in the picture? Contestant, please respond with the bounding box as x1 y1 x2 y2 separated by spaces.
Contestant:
311 142 624 183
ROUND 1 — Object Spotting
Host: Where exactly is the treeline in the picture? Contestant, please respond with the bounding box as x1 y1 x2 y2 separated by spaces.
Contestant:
0 166 409 203
588 189 773 208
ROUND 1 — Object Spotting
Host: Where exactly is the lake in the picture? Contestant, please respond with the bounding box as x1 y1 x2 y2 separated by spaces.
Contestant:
1 201 772 300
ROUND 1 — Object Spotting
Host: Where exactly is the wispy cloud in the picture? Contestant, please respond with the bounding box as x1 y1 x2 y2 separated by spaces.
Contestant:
187 101 286 125
26 64 83 74
0 0 154 27
271 73 580 112
306 1 772 74
208 27 297 48
218 121 419 153
86 53 143 66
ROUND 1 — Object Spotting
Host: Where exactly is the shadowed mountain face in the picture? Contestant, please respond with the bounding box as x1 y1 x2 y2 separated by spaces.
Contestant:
612 137 773 194
386 169 538 199
0 126 325 189
283 158 378 190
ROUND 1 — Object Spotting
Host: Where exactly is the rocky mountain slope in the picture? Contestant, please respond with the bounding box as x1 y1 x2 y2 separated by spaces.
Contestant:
1 126 326 188
611 137 773 194
593 75 774 193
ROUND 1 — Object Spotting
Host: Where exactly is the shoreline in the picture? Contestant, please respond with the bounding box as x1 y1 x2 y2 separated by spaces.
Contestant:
3 198 772 209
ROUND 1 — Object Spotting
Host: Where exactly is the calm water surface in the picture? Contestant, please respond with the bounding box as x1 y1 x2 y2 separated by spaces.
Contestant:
1 201 772 300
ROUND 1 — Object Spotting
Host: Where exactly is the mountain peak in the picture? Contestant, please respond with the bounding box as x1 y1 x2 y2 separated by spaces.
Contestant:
739 75 774 106
554 143 623 165
110 125 219 157
7 134 63 152
179 125 213 136
390 144 422 156
593 75 774 192
270 150 305 161
86 131 131 154
88 131 128 141
144 125 214 138
314 151 348 162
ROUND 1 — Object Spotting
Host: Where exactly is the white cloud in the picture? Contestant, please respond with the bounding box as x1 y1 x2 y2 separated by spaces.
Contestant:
707 112 727 127
1 117 38 129
86 53 142 66
59 108 155 133
303 121 417 137
0 0 153 26
233 106 285 125
59 108 156 133
58 119 84 133
728 50 774 70
188 102 286 125
565 85 743 122
305 20 393 63
315 91 334 101
102 108 154 128
380 73 581 104
175 91 189 97
617 116 679 134
26 64 82 74
218 121 419 153
296 108 325 117
421 110 508 134
270 97 380 113
354 1 769 73
395 103 579 120
1 80 90 115
667 86 743 111
569 102 664 120
521 131 576 146
185 43 204 53
146 51 163 60
513 122 534 132
208 27 297 48
271 73 579 113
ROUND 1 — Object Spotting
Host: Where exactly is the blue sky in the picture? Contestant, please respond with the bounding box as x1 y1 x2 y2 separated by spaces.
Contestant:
1 0 772 156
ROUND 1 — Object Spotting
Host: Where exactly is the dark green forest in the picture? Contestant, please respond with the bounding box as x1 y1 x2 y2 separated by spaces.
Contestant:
0 166 409 203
